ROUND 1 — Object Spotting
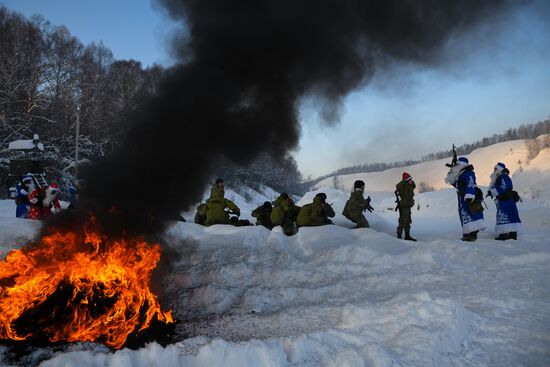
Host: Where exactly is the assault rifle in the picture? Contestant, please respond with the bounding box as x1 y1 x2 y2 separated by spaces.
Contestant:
364 196 374 213
445 144 457 168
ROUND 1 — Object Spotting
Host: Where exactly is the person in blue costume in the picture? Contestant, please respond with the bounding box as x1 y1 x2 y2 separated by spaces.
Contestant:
445 157 486 241
487 162 522 240
15 175 34 218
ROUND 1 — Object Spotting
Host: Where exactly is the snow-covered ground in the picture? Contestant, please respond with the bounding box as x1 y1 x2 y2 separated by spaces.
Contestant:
1 174 549 366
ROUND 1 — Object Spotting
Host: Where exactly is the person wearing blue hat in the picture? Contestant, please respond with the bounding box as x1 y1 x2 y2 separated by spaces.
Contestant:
14 174 34 218
445 157 486 241
487 162 522 240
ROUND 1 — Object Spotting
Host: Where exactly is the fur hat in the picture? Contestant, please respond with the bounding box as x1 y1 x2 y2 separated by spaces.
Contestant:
49 182 59 193
494 162 506 172
215 178 224 185
456 157 469 166
402 172 412 181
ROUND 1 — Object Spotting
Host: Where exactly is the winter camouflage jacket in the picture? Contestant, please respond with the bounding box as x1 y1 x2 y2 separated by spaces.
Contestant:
342 189 369 218
205 186 240 226
252 205 273 228
270 196 292 225
296 196 326 227
194 203 207 225
396 180 416 208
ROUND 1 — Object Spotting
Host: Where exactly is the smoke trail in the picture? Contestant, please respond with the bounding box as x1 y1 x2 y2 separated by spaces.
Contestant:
76 0 517 235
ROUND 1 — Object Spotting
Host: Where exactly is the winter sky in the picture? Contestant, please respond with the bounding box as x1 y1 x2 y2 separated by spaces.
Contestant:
3 0 550 178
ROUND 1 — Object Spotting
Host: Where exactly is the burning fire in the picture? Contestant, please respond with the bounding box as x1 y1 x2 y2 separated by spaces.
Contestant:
0 218 173 349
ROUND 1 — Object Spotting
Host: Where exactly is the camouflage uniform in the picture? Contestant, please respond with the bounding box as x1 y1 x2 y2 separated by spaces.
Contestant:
342 189 371 228
251 202 273 229
297 195 331 227
204 185 240 226
395 179 416 237
271 194 298 235
194 203 207 225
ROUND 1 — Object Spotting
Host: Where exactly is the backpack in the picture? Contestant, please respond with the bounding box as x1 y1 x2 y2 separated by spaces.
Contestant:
468 187 485 214
474 187 484 203
342 200 350 217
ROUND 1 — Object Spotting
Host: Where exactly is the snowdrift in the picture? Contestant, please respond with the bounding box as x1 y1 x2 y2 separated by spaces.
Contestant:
1 189 549 366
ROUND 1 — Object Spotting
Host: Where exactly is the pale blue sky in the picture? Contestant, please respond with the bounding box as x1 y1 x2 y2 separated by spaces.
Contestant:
3 0 549 178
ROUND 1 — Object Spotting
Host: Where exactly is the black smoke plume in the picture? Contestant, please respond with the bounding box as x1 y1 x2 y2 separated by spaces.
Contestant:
73 0 517 236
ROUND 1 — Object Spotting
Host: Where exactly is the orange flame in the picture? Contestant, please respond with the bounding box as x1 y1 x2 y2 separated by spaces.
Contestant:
0 219 173 349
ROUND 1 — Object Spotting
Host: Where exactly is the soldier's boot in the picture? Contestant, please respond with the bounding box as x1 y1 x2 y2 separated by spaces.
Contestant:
404 231 417 241
461 232 477 242
397 230 402 239
508 232 517 240
495 233 509 241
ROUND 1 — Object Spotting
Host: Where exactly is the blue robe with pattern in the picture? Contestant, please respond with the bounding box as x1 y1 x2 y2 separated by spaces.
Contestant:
15 184 30 218
455 168 485 234
490 173 521 234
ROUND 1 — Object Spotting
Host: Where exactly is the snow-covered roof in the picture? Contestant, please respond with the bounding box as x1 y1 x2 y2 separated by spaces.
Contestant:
8 135 44 151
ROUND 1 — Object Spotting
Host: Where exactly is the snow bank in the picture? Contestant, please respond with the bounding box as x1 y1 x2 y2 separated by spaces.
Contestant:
39 292 480 367
1 184 550 366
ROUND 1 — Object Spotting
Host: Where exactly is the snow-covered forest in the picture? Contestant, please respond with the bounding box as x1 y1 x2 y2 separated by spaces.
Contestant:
0 6 303 198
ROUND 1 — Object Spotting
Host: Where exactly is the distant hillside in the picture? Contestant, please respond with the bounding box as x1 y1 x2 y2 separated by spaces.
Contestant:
313 137 550 205
306 117 550 187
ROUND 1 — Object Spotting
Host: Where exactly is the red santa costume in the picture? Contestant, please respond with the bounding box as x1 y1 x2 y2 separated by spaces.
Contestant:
28 188 45 220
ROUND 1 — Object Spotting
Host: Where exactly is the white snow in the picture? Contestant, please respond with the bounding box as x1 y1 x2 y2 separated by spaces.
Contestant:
8 138 44 151
0 140 549 366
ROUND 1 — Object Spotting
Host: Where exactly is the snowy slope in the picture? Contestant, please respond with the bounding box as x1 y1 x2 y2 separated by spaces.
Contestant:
1 183 549 366
513 148 550 205
313 139 546 198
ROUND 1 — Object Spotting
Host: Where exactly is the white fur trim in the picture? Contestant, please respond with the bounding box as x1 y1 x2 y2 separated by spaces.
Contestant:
30 198 38 204
463 219 486 234
464 193 475 200
495 222 522 235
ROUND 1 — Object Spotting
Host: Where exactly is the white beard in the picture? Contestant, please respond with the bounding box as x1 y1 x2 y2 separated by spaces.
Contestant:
489 171 500 189
444 165 464 185
43 189 56 207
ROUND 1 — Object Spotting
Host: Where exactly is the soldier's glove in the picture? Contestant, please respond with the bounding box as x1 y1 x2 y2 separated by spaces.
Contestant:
235 210 241 217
